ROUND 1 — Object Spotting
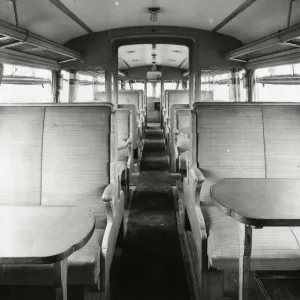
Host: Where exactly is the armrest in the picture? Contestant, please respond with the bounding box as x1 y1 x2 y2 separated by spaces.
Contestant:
126 137 133 145
117 161 127 176
138 118 143 129
190 166 205 184
102 183 116 202
118 138 132 151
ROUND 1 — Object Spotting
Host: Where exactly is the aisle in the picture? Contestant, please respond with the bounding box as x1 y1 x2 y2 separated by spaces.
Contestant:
111 124 191 300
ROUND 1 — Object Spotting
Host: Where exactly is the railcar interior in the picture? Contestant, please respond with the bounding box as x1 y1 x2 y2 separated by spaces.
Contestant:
1 0 300 299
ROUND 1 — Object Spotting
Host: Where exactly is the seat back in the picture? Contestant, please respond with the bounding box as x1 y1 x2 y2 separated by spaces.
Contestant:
165 90 189 118
41 104 116 229
116 109 131 143
118 91 141 112
192 103 266 204
169 104 190 172
177 108 191 130
118 104 138 151
262 105 300 178
0 106 44 205
170 104 190 150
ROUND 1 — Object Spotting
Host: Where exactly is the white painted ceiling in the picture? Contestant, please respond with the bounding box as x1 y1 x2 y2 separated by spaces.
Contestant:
219 0 300 44
118 44 189 70
0 0 300 47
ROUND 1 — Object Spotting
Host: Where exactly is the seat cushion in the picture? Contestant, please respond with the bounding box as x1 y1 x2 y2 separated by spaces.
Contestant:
3 229 105 286
202 206 300 271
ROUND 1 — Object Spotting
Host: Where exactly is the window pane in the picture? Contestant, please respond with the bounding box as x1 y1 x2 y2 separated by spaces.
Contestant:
256 84 300 102
0 63 52 103
164 82 177 90
132 82 144 90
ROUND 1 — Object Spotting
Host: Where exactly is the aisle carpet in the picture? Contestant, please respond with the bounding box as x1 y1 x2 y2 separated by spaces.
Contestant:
111 124 191 300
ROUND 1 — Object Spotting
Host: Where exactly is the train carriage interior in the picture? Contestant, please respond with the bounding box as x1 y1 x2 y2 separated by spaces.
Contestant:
1 0 300 299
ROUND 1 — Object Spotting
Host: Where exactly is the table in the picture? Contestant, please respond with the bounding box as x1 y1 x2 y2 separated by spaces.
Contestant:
0 206 95 300
210 178 300 300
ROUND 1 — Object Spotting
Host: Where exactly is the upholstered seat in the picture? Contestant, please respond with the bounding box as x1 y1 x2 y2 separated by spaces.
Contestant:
3 228 105 285
202 206 300 271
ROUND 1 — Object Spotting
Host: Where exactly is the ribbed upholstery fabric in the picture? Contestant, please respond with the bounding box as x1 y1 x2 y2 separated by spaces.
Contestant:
177 110 190 130
4 229 105 285
202 206 300 271
116 109 130 141
263 105 300 178
167 91 189 117
116 110 130 162
41 106 110 229
0 107 44 205
118 104 139 150
195 105 266 205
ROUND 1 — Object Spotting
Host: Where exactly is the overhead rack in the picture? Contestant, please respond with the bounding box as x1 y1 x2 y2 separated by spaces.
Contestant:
0 19 83 70
224 21 300 69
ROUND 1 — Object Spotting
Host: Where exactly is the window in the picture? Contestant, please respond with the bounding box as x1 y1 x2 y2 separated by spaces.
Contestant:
0 63 52 103
132 82 144 90
164 81 177 90
74 73 94 102
255 64 300 102
73 72 105 102
147 81 161 97
201 71 247 102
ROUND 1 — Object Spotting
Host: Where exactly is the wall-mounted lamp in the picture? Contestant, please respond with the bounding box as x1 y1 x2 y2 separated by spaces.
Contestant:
148 7 161 22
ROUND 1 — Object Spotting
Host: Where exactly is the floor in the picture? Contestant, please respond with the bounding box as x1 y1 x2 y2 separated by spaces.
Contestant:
111 123 191 300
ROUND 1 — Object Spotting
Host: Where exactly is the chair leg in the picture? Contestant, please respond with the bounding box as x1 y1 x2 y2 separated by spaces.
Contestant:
208 270 224 300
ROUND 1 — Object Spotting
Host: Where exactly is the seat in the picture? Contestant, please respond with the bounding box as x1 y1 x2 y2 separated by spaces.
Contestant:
202 206 300 271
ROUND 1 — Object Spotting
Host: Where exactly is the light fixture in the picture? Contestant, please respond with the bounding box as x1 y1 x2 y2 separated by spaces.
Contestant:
151 62 157 71
148 7 161 22
152 44 156 50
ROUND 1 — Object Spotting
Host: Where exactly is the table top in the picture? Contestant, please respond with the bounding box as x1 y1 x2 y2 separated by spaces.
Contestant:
0 206 95 264
210 178 300 227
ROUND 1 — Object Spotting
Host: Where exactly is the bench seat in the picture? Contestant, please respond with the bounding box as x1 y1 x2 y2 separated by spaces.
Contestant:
202 206 300 271
182 103 300 299
2 228 105 285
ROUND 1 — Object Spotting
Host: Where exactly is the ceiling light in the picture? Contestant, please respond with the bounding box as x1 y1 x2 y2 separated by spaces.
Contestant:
127 50 135 54
151 62 157 71
148 7 161 22
172 50 181 53
152 44 156 50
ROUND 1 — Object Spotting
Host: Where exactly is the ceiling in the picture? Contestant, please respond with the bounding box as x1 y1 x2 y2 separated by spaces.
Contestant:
0 0 299 45
118 44 189 70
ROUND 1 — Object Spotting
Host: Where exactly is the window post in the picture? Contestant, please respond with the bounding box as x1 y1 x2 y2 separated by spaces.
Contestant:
69 71 78 102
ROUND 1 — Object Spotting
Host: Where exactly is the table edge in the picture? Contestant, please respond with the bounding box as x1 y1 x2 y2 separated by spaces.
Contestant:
210 178 300 227
0 208 96 264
